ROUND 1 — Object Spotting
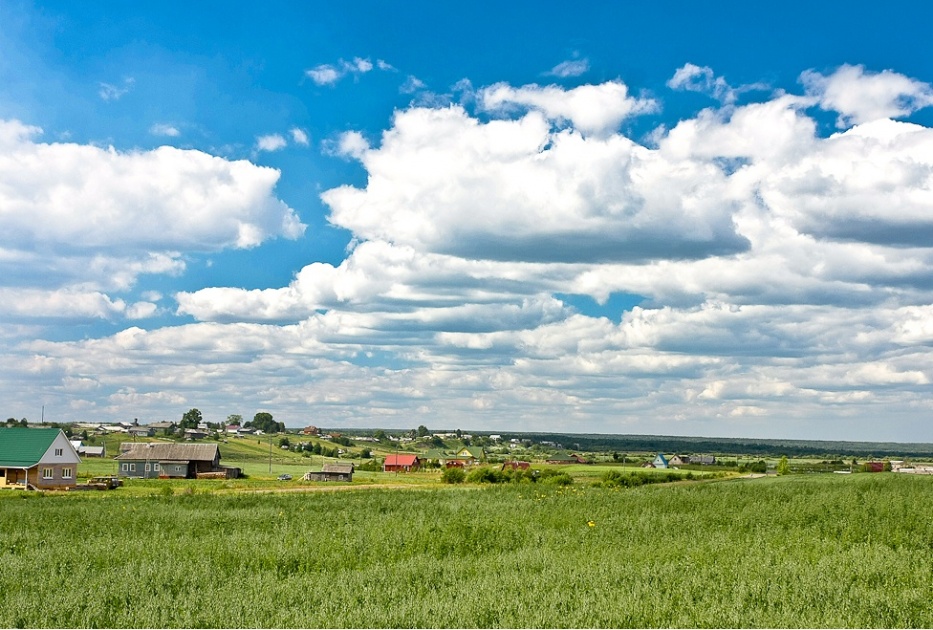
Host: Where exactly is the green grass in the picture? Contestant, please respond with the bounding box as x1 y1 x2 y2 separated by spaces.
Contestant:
2 473 932 627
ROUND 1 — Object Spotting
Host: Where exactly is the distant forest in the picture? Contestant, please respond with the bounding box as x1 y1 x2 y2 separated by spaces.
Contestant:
495 432 933 459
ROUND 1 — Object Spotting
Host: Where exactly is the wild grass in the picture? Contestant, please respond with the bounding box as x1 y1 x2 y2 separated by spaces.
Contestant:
1 474 931 627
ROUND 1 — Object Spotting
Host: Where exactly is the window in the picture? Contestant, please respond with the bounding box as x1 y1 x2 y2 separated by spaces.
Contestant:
54 448 63 457
153 463 160 471
129 463 136 472
62 468 73 479
42 468 53 480
121 463 129 472
145 463 151 472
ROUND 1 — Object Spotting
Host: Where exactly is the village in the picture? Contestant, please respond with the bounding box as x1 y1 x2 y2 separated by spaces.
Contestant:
2 417 932 492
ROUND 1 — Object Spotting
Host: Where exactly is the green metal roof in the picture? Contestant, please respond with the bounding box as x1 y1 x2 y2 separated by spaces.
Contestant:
0 427 62 467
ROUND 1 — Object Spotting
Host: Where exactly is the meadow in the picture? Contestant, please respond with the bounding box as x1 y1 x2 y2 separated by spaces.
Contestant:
1 473 931 628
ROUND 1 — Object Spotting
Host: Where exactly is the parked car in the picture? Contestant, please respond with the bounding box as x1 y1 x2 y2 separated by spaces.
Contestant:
277 473 292 481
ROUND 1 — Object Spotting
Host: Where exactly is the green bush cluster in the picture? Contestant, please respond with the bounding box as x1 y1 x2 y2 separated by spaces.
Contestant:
598 469 693 488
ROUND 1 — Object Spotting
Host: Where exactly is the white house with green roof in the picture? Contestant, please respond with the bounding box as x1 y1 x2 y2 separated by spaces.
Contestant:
0 427 82 490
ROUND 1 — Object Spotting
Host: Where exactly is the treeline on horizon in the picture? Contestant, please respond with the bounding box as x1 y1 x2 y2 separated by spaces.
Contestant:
335 427 933 458
495 432 933 458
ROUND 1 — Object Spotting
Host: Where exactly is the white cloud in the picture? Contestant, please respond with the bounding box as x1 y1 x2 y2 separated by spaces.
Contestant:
0 119 304 326
323 97 746 263
400 75 427 94
98 77 135 101
328 130 369 159
546 58 590 78
150 123 180 137
801 64 933 126
305 57 380 86
9 66 933 439
256 133 287 152
290 127 309 146
668 63 736 103
480 80 658 136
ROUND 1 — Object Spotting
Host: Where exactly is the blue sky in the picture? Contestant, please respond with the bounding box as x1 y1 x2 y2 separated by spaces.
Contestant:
3 1 933 441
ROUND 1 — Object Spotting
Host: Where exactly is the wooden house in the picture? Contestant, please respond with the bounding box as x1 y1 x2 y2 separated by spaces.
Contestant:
546 452 587 464
652 453 669 469
383 454 421 472
114 443 222 479
0 427 81 490
303 463 354 482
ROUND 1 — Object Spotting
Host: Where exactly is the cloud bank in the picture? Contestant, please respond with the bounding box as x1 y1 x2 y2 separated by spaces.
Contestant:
7 65 933 440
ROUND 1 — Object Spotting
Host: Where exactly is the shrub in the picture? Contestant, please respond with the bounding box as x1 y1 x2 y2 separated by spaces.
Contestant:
441 467 466 484
466 467 504 484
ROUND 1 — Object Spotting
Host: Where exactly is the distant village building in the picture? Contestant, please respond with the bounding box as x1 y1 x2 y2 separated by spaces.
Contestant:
303 463 354 482
383 454 421 473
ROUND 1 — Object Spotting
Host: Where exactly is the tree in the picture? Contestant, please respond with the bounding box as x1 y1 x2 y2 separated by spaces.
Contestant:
373 429 387 442
777 455 791 476
417 425 430 437
247 412 283 434
227 414 243 426
180 408 203 430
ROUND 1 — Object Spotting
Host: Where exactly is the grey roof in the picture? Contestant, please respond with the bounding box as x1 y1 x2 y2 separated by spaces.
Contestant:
115 443 219 462
322 463 354 474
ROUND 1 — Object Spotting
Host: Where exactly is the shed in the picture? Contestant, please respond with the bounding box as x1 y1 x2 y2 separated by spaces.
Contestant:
0 427 81 490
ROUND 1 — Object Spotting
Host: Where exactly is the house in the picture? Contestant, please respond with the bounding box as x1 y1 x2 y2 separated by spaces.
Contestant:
668 455 688 467
383 454 421 473
0 427 81 490
691 455 717 465
303 463 354 482
81 445 106 458
546 452 586 464
455 446 484 464
70 440 106 458
114 443 226 479
302 426 320 436
183 429 208 440
652 453 669 469
149 421 177 434
128 426 154 438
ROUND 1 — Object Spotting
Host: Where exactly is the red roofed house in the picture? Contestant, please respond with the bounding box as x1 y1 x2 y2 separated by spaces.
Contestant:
383 454 421 473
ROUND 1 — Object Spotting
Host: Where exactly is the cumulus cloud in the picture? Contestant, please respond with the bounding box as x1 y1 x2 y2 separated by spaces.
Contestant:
322 98 747 263
10 66 933 439
801 64 933 126
0 120 304 253
480 80 658 136
0 118 304 324
256 133 287 152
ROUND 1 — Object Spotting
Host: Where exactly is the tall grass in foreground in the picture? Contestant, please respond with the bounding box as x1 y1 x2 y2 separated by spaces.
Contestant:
1 474 931 628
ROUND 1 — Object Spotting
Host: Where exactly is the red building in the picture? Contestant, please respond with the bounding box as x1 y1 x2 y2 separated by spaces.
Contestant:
383 454 421 472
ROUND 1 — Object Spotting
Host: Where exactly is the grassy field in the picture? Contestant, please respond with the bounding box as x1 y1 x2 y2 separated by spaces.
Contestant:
1 473 932 627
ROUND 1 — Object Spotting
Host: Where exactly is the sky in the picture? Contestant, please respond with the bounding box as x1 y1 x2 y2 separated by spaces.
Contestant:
2 1 933 441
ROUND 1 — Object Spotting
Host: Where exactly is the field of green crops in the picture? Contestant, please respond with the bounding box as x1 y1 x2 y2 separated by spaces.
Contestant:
1 473 932 628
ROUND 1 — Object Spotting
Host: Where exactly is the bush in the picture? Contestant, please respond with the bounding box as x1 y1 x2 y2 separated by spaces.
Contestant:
441 467 466 484
466 467 504 484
